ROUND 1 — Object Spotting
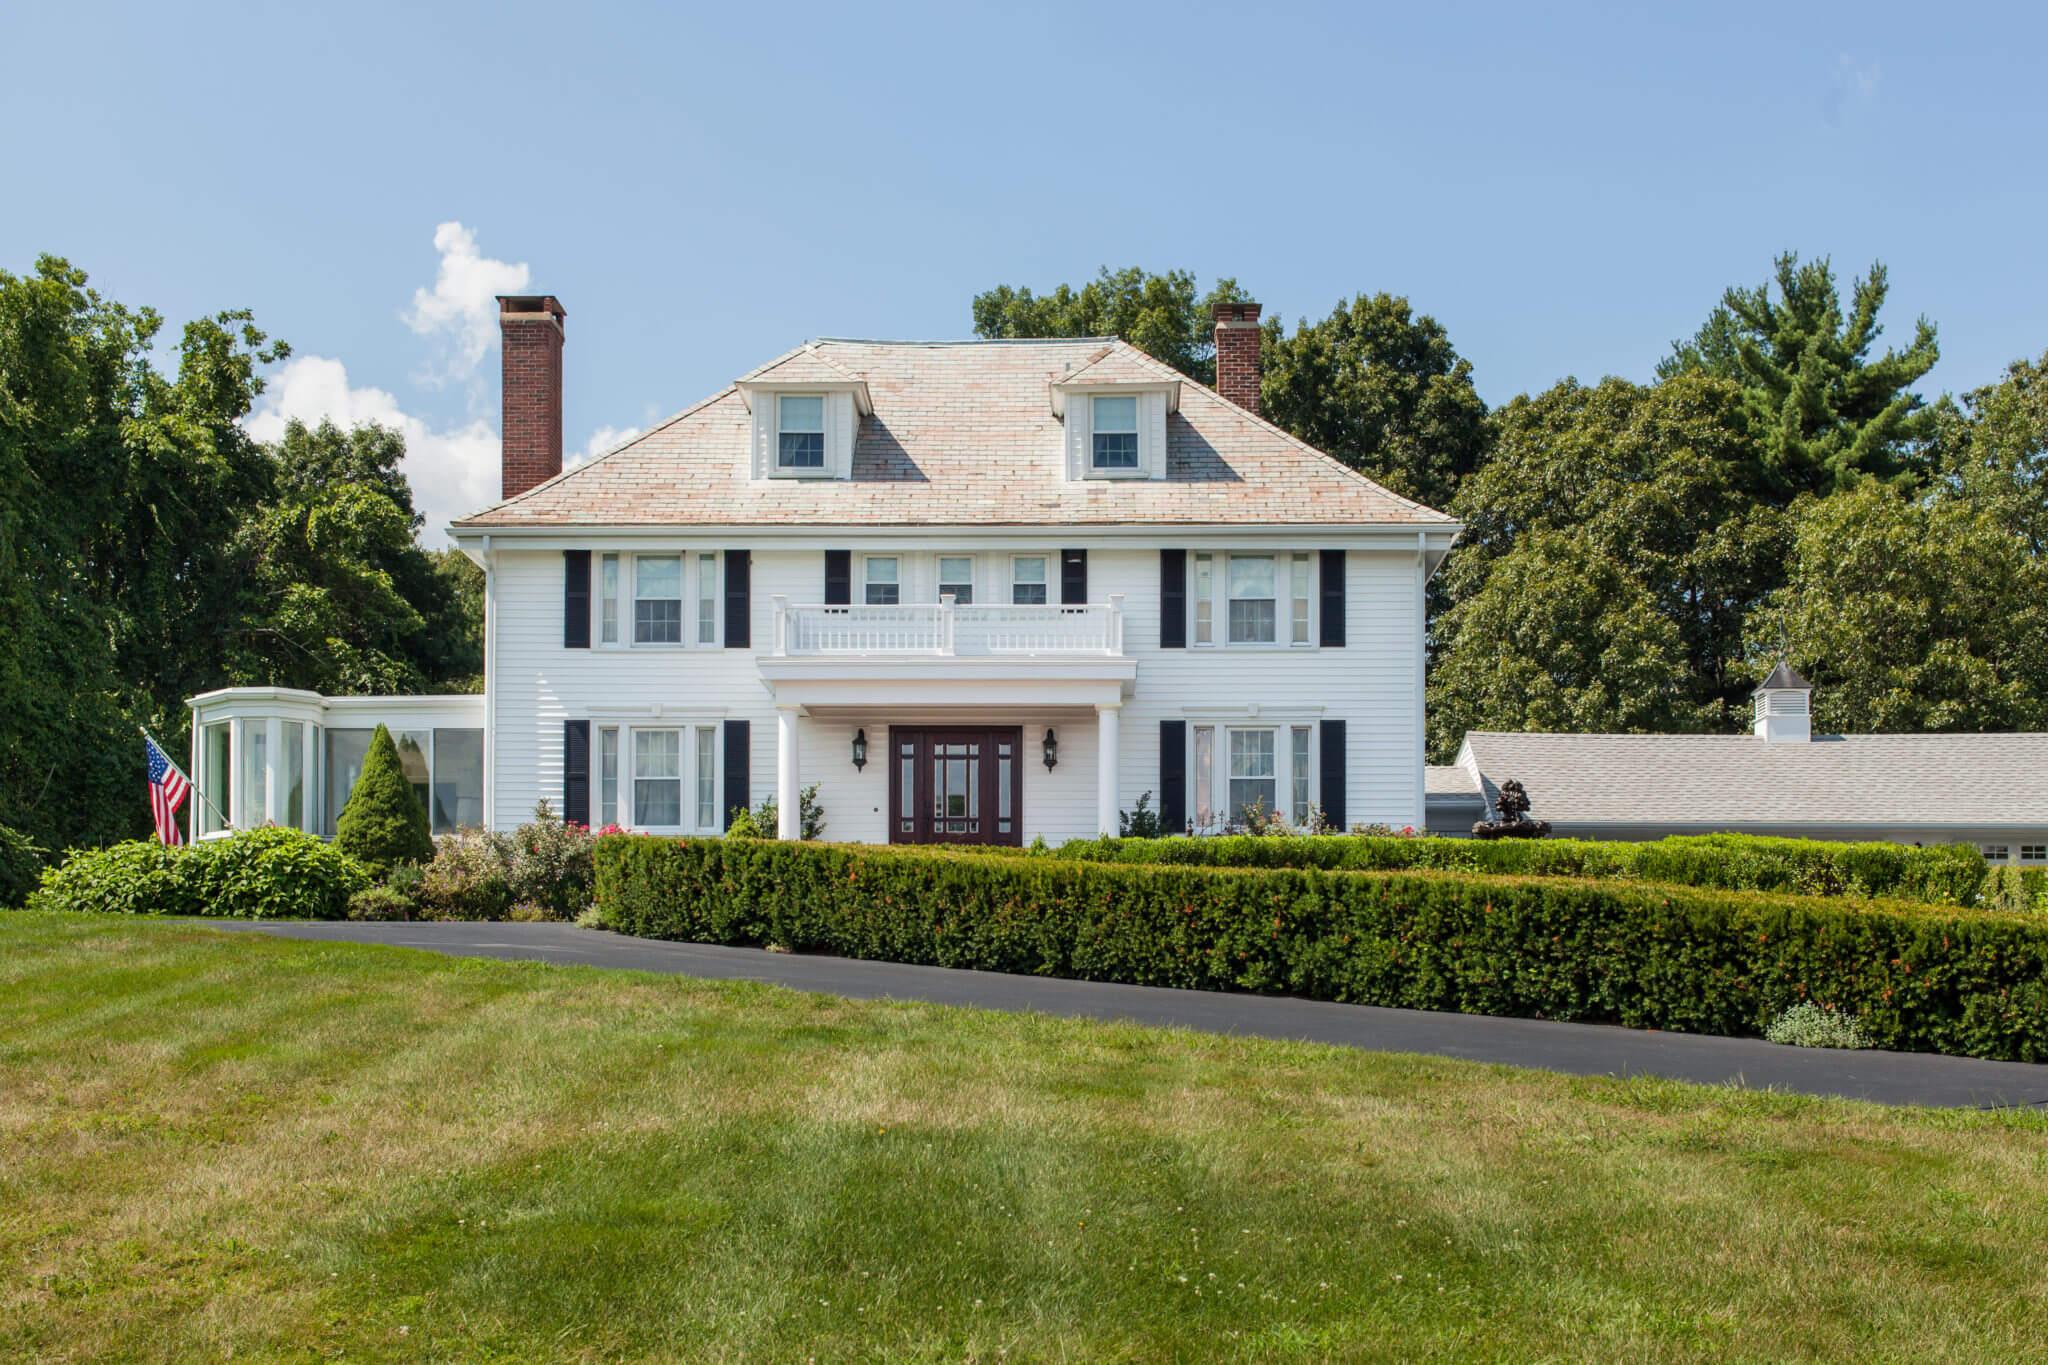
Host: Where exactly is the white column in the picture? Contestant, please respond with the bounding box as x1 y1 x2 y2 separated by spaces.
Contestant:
1095 703 1120 836
776 707 801 839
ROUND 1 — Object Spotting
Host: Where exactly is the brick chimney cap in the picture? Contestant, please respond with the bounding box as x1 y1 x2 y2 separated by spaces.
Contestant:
1212 300 1262 323
497 294 567 319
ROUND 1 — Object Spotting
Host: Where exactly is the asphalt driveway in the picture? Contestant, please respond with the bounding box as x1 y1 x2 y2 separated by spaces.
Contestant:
214 919 2048 1110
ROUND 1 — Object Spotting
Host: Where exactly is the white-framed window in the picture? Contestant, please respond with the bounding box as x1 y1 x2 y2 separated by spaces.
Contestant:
320 727 482 837
1228 555 1277 644
696 727 719 829
939 556 975 604
1192 552 1314 648
599 553 620 644
634 556 683 644
633 729 682 827
598 727 619 827
1091 394 1139 470
777 394 825 470
1011 555 1048 605
1228 729 1277 824
244 723 269 825
1291 552 1312 645
201 722 232 834
2021 844 2046 864
865 556 900 605
1189 721 1318 831
697 553 719 645
1981 843 2011 863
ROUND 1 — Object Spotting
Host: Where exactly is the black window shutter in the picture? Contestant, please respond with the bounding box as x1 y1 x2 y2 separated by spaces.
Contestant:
1320 549 1345 647
1319 719 1347 832
724 549 751 648
563 550 591 649
1061 548 1088 605
1159 720 1186 834
1159 549 1187 649
722 719 750 829
563 720 590 826
824 550 851 605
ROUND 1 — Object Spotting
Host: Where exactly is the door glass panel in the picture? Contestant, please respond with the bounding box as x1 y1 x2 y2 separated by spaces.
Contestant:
898 738 916 834
932 740 981 834
997 738 1013 835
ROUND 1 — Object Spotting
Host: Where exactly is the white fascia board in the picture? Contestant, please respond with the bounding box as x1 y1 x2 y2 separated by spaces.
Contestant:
734 378 873 416
1048 378 1181 418
449 525 1463 553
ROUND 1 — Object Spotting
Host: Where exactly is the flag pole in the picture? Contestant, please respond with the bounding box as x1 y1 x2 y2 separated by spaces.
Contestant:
140 725 232 834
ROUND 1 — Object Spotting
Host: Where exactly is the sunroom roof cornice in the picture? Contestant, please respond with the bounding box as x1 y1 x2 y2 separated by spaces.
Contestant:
1047 376 1181 419
734 377 874 417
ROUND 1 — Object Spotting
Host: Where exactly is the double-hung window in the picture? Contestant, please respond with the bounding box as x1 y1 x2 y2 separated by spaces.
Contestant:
1091 395 1138 470
598 727 620 827
1228 729 1277 825
939 556 975 603
1227 555 1277 643
1290 726 1313 823
1192 552 1314 647
697 553 718 644
1011 555 1048 605
634 730 682 827
865 556 900 605
777 395 825 470
599 553 621 644
634 556 683 644
695 727 719 829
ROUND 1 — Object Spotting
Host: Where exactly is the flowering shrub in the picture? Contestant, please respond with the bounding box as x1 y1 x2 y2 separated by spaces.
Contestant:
505 800 596 919
413 801 596 921
416 830 513 920
36 828 369 919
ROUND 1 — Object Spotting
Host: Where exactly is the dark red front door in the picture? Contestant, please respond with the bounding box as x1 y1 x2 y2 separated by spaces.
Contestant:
888 727 1023 845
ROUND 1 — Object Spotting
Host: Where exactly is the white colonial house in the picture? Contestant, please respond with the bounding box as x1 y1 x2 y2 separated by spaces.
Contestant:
186 297 1460 845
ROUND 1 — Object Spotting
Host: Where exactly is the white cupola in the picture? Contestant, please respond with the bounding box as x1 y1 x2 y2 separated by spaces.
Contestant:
1752 662 1814 743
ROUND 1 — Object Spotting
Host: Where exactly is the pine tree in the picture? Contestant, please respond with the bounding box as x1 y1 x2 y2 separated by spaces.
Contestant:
334 724 433 877
1660 253 1939 498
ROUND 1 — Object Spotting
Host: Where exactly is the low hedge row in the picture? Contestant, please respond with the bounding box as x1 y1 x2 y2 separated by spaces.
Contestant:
1020 832 1989 905
34 828 370 919
594 835 2048 1063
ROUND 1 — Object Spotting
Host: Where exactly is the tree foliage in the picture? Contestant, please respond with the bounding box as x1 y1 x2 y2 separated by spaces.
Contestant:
1259 293 1490 511
971 267 1251 386
334 724 434 877
1931 351 2048 556
0 257 482 855
1659 253 1939 496
1746 483 2048 734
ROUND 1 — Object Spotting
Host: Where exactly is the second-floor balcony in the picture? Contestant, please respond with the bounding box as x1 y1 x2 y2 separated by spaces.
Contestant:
769 595 1126 658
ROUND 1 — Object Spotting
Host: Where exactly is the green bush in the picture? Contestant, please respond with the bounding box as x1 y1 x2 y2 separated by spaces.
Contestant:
734 784 826 840
1765 1001 1873 1049
37 828 370 919
1 823 47 908
416 830 513 920
334 724 434 877
1981 866 2039 915
410 803 597 921
504 799 596 918
347 886 416 921
1022 832 1987 905
594 836 2048 1063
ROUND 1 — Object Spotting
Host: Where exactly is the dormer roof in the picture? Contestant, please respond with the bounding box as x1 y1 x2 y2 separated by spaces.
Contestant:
453 337 1459 531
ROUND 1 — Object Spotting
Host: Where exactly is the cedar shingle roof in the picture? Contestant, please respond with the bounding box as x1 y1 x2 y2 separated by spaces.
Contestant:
454 338 1456 529
1460 730 2048 831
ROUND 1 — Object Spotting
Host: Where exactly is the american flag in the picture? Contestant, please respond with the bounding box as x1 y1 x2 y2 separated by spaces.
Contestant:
145 733 190 846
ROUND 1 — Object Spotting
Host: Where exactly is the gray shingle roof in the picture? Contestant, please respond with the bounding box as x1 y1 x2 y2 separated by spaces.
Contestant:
1425 765 1481 797
454 338 1458 530
1459 731 2048 830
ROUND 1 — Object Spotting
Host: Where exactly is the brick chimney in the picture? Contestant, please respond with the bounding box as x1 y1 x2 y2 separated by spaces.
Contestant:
1213 300 1263 415
498 294 566 499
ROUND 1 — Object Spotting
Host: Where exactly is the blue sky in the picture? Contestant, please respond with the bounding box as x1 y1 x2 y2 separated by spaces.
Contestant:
6 0 2044 540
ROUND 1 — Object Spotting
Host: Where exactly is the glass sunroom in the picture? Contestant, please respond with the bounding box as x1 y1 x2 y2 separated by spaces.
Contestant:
184 687 487 840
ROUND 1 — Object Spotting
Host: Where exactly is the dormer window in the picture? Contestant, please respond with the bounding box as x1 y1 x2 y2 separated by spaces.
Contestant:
777 395 826 470
1091 395 1139 470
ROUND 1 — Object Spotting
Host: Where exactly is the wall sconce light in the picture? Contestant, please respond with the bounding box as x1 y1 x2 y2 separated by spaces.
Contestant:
1042 728 1059 771
852 728 868 771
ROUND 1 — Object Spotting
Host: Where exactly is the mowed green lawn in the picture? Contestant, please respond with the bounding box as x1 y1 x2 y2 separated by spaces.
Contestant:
5 915 2048 1363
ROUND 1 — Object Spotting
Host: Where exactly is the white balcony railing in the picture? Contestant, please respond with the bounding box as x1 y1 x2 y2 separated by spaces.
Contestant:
770 594 1125 657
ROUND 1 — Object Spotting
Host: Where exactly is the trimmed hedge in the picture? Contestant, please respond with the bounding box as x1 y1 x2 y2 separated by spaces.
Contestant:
595 836 2048 1063
1019 832 1989 906
36 828 371 919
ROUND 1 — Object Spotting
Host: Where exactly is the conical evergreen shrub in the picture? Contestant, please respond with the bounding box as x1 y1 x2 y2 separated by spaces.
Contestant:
335 724 434 878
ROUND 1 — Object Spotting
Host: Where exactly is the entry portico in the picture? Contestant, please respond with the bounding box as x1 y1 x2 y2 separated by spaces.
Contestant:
759 592 1137 839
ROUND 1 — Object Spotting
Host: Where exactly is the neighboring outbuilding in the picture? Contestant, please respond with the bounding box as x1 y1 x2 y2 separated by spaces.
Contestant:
1432 665 2048 866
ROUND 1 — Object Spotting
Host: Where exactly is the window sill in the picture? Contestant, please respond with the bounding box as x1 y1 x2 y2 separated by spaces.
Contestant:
1081 466 1150 481
765 467 839 480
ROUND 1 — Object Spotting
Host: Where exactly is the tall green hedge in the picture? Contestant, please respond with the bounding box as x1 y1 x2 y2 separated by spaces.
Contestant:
1018 832 1989 905
0 823 45 908
594 836 2048 1063
36 827 370 919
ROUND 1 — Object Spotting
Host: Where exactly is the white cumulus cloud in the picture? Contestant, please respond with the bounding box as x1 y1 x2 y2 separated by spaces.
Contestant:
245 354 499 547
403 221 531 387
573 424 641 468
